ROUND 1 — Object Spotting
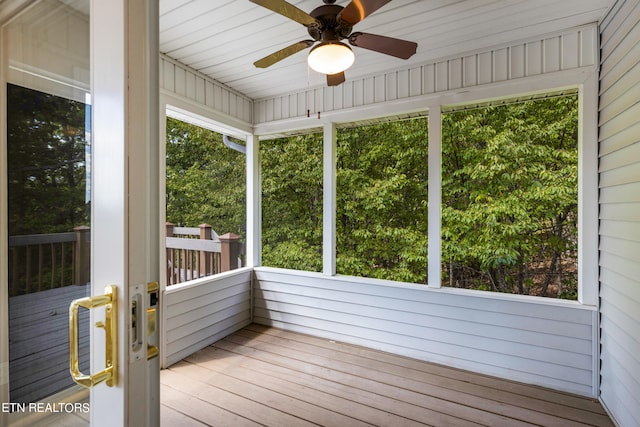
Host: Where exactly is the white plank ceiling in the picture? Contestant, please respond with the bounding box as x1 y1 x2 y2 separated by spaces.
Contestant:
161 0 612 101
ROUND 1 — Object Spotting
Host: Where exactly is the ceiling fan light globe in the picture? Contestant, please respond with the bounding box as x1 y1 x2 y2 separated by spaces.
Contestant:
308 42 355 75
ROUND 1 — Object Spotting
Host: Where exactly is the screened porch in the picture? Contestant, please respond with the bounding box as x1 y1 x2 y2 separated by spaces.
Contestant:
3 0 639 426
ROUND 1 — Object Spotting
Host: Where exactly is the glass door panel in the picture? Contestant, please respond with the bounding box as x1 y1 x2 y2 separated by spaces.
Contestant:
3 1 90 424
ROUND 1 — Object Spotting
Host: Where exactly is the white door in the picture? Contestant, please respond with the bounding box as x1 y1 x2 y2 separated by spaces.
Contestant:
89 0 160 425
1 0 160 425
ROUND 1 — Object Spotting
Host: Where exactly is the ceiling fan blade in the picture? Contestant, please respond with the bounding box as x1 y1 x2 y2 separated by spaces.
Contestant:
327 72 346 86
338 0 391 25
250 0 320 27
254 40 314 68
349 32 417 59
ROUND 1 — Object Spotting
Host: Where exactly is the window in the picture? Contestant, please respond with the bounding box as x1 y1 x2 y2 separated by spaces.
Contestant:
7 83 91 403
165 117 246 284
261 132 323 272
441 95 579 299
336 117 429 283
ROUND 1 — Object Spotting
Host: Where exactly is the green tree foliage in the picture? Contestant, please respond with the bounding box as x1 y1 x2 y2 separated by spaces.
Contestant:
7 84 90 235
165 96 578 299
261 133 323 272
336 118 429 283
441 96 578 298
7 84 90 295
165 118 245 238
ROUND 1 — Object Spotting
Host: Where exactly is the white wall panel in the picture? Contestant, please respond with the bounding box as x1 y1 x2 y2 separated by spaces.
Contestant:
435 60 449 91
448 58 463 89
364 76 375 104
253 267 598 397
599 182 640 204
477 51 493 84
397 69 409 99
162 269 252 367
460 56 474 87
385 72 397 101
159 53 252 126
599 161 640 187
543 36 561 73
493 48 509 81
253 25 598 125
562 31 580 69
580 26 598 67
423 63 435 94
510 45 526 79
599 1 640 426
599 122 640 156
527 41 543 76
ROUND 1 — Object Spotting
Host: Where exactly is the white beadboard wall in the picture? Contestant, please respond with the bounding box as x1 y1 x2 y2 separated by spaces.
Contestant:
253 25 598 125
160 53 253 125
253 267 598 397
598 0 640 426
162 268 252 367
159 25 597 128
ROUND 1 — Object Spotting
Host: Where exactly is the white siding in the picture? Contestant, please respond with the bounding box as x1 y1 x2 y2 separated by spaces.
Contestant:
253 267 598 397
599 0 640 425
160 53 253 125
254 25 598 125
162 268 252 367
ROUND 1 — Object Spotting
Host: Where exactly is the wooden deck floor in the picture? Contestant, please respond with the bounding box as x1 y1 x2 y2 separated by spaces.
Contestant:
160 324 614 427
9 285 90 404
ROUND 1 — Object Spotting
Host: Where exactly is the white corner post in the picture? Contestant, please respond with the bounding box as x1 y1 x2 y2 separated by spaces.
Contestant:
428 106 442 288
246 134 261 267
323 122 337 275
91 0 159 425
578 71 600 400
578 72 599 307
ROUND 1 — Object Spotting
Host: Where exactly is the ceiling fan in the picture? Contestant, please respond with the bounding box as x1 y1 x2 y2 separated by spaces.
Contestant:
251 0 418 86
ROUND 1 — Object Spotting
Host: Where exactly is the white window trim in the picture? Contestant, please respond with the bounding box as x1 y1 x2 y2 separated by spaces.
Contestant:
253 67 600 307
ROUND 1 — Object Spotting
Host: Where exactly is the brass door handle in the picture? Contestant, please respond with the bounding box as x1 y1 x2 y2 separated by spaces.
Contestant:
69 285 118 388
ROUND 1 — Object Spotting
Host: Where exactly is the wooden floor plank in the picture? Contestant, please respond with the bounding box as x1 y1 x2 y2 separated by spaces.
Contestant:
161 325 614 427
175 358 398 427
161 404 209 427
223 331 595 427
185 345 481 427
8 285 90 404
246 324 608 416
163 367 318 427
238 326 612 426
214 336 534 427
161 377 264 427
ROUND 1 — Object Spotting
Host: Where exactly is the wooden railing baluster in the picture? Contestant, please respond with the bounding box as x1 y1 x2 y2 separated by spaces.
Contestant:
165 222 243 286
7 223 244 293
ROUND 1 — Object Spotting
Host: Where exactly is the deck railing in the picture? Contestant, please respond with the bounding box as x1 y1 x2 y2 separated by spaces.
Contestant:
8 224 242 292
8 226 90 297
165 223 243 286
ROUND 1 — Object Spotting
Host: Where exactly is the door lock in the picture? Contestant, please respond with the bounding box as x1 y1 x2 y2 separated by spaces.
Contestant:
130 282 159 362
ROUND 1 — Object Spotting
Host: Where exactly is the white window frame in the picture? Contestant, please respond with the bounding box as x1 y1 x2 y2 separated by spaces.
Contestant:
253 68 599 307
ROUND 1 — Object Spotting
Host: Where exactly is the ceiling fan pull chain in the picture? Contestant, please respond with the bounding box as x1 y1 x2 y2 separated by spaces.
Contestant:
307 64 311 117
317 70 322 119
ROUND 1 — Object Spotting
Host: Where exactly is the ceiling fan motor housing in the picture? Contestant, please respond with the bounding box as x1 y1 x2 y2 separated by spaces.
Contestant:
307 5 352 41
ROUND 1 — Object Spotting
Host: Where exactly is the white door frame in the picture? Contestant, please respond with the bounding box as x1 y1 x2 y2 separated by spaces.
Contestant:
91 0 160 425
0 9 10 426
